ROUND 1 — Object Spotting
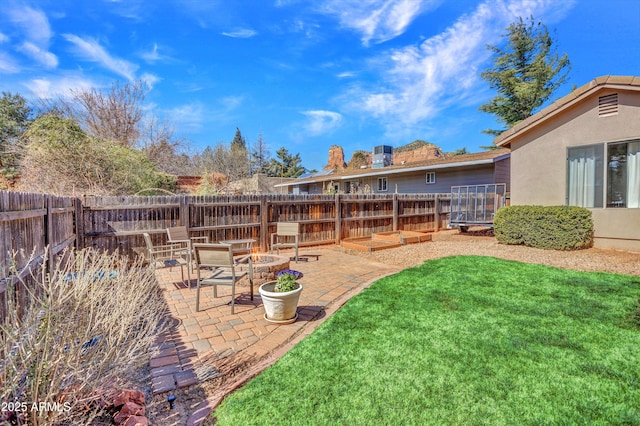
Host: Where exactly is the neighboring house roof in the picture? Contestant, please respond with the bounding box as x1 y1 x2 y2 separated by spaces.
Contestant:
275 149 510 187
495 75 640 148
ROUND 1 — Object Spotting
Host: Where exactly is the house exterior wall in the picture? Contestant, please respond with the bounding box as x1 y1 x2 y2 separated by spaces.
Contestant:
508 88 640 251
493 157 511 192
292 163 505 195
368 165 496 194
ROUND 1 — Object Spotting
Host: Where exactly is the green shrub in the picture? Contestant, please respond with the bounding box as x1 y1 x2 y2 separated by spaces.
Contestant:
494 205 593 250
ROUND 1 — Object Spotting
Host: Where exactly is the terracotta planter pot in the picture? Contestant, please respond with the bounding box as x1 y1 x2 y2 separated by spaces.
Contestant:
259 281 303 324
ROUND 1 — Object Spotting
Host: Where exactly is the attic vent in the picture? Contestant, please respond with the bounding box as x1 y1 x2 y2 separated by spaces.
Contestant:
598 93 618 116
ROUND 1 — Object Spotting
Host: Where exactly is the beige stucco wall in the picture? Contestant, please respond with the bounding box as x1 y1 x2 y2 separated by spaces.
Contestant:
509 88 640 252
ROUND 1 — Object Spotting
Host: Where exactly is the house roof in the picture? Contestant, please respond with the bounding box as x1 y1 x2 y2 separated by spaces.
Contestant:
495 75 640 148
275 149 510 187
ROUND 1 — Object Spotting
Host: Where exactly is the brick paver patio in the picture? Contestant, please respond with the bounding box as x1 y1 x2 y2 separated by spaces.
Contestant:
149 246 401 425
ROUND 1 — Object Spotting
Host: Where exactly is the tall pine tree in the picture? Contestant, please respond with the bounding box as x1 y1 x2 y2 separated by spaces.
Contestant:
480 16 570 136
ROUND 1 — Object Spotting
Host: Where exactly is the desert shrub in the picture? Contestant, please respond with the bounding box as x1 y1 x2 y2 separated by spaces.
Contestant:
18 114 176 196
494 205 592 250
0 247 169 425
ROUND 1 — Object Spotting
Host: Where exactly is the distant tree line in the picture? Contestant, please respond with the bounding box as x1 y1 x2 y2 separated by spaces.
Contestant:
0 82 307 196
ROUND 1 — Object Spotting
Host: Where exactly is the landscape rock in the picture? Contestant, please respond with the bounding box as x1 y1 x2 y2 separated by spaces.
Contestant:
324 145 346 170
122 415 149 426
114 401 146 424
113 389 146 407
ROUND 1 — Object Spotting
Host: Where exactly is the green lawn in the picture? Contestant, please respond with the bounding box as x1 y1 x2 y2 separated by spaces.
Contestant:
213 256 640 425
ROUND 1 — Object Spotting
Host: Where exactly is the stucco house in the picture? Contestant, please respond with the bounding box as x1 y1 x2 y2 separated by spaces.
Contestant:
275 149 511 195
495 75 640 252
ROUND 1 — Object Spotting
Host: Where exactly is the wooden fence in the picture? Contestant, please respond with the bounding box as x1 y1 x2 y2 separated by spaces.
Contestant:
0 191 76 318
78 193 451 258
1 191 451 316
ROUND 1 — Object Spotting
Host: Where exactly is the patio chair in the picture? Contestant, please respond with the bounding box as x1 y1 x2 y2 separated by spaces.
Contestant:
193 243 254 313
142 232 190 285
270 222 300 262
166 226 209 271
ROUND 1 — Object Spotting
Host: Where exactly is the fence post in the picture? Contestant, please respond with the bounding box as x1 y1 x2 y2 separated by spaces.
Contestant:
334 194 342 245
74 197 84 250
45 195 53 275
179 195 188 227
392 194 398 231
434 195 441 231
260 197 269 253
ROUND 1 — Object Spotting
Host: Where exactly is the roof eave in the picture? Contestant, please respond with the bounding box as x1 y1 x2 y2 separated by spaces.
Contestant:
274 153 509 187
494 75 640 147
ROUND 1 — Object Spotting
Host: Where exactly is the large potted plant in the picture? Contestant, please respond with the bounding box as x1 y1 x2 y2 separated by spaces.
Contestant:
259 270 303 324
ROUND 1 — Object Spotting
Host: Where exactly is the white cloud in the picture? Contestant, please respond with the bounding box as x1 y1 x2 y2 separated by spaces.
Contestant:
221 95 244 110
301 110 343 136
0 33 9 43
0 51 20 73
319 0 438 45
221 28 258 38
63 34 138 81
7 6 52 46
6 6 59 70
140 72 161 89
141 43 161 62
166 103 204 132
337 71 356 78
24 75 97 99
345 0 576 133
19 42 58 69
140 43 175 64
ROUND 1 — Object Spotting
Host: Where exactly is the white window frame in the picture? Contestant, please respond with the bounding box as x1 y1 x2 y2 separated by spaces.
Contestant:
566 138 640 209
377 177 388 192
426 172 436 184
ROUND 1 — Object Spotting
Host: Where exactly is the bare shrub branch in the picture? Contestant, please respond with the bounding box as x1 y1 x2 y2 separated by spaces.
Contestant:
1 247 169 425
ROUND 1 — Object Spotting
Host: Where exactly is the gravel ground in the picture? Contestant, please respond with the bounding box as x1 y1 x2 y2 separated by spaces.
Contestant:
331 229 640 276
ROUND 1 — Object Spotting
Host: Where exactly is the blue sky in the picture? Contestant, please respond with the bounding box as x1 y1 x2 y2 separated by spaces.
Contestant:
1 0 639 172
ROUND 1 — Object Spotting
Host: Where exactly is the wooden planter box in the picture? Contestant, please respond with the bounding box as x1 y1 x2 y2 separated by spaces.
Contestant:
372 230 433 244
341 236 402 252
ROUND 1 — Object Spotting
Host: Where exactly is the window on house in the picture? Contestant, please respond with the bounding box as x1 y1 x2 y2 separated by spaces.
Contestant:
567 140 640 209
607 140 640 208
426 172 436 184
345 181 359 193
377 177 388 192
567 144 604 208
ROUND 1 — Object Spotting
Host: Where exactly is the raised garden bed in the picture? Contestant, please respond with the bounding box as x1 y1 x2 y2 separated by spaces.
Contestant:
341 236 402 252
372 230 433 244
342 230 432 252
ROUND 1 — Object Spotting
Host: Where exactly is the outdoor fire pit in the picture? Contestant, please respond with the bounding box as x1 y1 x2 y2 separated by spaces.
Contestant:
235 253 290 283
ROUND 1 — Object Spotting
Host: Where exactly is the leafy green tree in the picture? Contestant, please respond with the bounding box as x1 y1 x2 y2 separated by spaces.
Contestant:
19 114 175 195
267 147 306 178
0 92 33 186
480 16 570 136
